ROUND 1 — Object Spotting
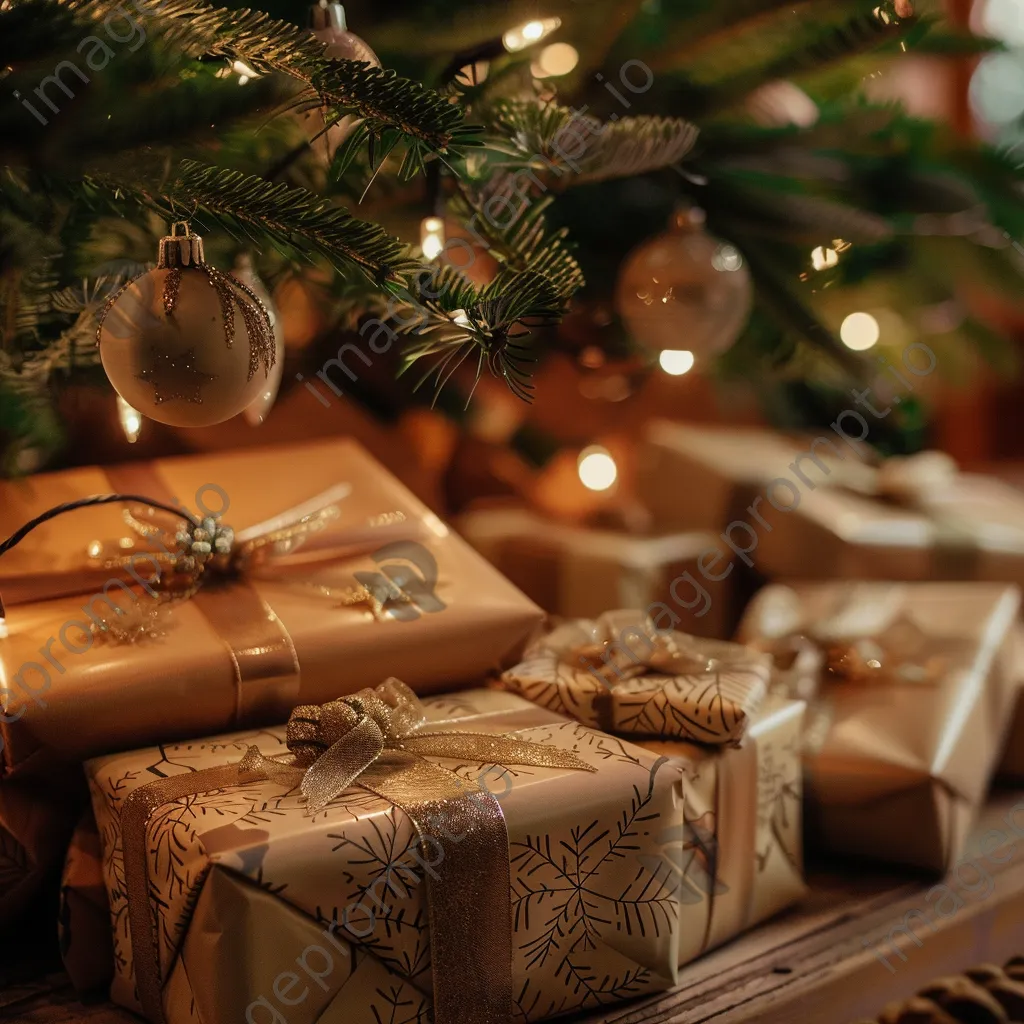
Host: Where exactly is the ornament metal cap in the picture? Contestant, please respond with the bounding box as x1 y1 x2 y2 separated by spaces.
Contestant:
310 1 346 30
157 222 205 269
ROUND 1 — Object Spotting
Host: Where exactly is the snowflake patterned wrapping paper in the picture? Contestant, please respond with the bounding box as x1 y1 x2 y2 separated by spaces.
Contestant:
738 581 1021 874
0 438 543 779
84 687 805 1024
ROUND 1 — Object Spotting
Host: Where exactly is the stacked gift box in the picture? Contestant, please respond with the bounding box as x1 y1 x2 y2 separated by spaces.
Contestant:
7 428 1024 1023
1 437 816 1024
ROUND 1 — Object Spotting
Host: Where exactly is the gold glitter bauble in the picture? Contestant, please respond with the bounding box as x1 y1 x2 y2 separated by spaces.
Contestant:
98 226 275 428
615 209 753 357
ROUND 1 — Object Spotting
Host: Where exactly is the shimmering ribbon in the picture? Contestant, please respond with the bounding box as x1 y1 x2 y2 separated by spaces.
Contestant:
121 679 595 1024
504 611 769 745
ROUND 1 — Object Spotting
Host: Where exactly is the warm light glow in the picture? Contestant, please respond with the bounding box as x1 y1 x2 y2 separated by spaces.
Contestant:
231 59 258 86
711 244 743 272
451 308 472 327
811 246 839 270
420 216 446 260
577 446 618 491
117 396 143 443
503 17 561 52
659 349 696 376
533 42 579 78
455 60 489 86
840 311 881 351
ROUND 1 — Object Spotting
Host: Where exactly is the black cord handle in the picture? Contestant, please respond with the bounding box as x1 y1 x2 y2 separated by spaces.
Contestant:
0 494 199 619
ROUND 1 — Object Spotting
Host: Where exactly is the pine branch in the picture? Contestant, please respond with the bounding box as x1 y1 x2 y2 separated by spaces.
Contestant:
67 0 473 153
483 99 699 184
73 160 421 284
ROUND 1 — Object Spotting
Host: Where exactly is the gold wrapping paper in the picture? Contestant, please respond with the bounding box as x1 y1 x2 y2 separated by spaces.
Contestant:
457 507 732 640
84 688 804 1023
0 439 543 776
502 610 770 744
639 421 1024 584
738 581 1020 873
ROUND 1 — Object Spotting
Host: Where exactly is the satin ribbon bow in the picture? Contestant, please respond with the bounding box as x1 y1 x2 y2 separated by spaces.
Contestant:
238 677 595 812
751 585 951 698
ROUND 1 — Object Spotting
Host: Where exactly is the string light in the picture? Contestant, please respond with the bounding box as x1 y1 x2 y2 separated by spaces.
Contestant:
811 246 839 270
577 445 618 491
503 17 561 52
840 311 880 351
420 216 446 260
532 42 579 78
659 349 695 375
231 59 258 85
117 396 143 443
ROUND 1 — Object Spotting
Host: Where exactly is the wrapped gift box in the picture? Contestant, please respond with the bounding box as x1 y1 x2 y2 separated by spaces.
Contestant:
0 439 542 778
59 810 114 995
84 686 804 1024
638 421 1024 585
737 581 1020 873
996 624 1024 782
457 507 733 639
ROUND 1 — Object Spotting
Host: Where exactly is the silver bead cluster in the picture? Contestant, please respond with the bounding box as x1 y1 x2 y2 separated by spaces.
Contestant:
173 516 235 577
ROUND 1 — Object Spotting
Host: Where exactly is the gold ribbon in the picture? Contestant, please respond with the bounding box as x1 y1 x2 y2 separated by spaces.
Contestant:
504 611 769 745
96 464 432 725
121 679 595 1024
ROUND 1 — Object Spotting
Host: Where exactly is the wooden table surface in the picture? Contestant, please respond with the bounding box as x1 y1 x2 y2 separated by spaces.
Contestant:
5 792 1024 1024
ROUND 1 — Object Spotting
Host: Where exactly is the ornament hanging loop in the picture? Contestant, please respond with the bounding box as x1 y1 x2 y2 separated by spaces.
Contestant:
158 223 205 269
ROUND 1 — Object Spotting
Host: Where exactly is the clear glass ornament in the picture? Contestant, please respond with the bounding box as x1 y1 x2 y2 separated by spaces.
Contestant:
615 209 753 358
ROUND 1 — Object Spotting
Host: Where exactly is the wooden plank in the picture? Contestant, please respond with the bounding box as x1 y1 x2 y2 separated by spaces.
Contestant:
5 794 1024 1024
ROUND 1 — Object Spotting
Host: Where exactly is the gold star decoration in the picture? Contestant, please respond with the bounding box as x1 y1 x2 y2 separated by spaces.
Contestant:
136 347 217 405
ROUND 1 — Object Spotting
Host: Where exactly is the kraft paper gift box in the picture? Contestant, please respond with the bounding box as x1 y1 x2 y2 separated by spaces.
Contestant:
638 421 1024 585
996 624 1024 781
59 809 115 995
457 506 732 639
0 438 542 779
737 581 1020 874
84 682 804 1024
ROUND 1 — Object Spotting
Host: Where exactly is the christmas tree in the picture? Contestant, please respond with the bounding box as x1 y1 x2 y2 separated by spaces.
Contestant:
1 0 1020 473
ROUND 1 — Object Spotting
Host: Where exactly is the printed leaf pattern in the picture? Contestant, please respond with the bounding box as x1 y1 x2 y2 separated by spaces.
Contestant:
504 613 770 744
86 700 685 1022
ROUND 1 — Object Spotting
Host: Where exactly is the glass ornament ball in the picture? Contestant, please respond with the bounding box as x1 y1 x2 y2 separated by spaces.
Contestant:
98 228 275 428
615 211 753 357
232 254 285 427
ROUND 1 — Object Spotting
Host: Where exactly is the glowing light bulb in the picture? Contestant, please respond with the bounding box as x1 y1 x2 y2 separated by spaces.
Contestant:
659 349 695 376
840 311 881 351
421 216 445 260
577 446 618 491
231 59 258 85
503 17 561 52
533 42 579 78
117 396 143 443
811 246 839 270
451 308 471 327
711 245 743 272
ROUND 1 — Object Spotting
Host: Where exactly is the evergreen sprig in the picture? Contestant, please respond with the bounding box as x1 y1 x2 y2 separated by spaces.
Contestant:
483 99 700 184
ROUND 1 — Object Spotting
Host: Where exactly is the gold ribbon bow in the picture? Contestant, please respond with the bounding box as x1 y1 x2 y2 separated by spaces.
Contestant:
122 680 595 1024
504 611 769 745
